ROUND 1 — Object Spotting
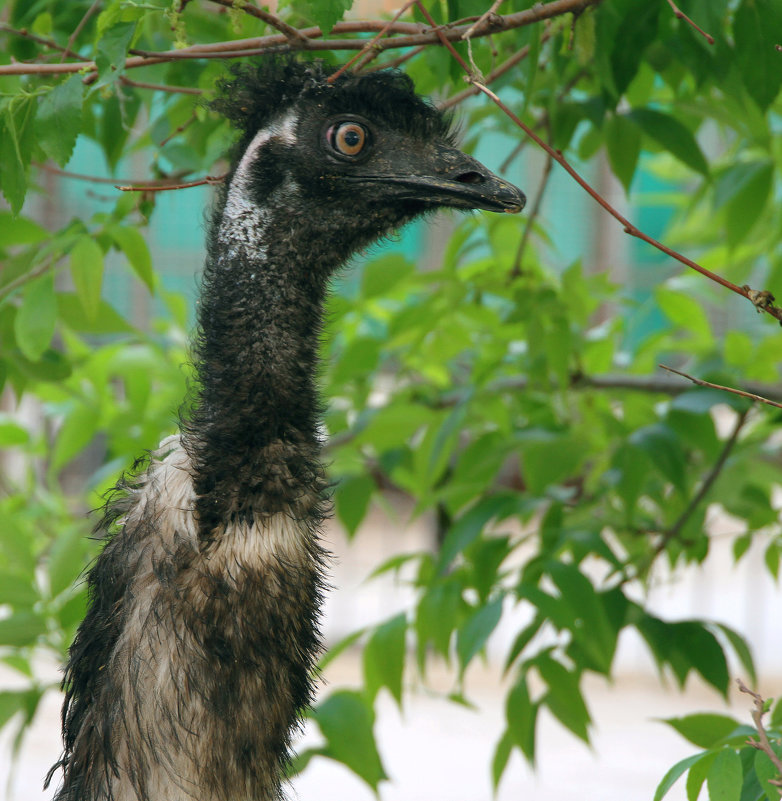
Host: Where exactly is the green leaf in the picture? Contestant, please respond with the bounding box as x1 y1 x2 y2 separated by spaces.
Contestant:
0 570 39 608
0 212 48 246
537 656 590 742
0 99 36 214
437 493 524 572
506 675 537 762
629 108 709 176
51 403 99 472
0 416 29 446
70 236 104 321
47 527 89 599
686 750 717 801
456 597 503 672
57 293 133 334
0 612 47 647
734 0 782 110
653 752 705 801
313 690 387 790
628 423 687 494
755 750 782 801
706 748 742 801
108 225 155 292
289 0 353 33
662 714 741 748
0 691 26 729
335 474 374 538
608 1 661 98
35 76 83 167
605 113 641 192
770 697 782 729
95 21 137 84
491 729 514 790
363 613 407 706
14 271 56 361
711 623 756 686
655 287 712 341
360 254 414 299
714 160 774 246
548 562 617 674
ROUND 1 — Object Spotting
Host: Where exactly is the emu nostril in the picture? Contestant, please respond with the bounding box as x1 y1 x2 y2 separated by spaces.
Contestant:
455 171 485 184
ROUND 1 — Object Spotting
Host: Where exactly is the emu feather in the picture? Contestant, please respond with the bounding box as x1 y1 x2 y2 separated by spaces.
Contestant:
48 59 524 801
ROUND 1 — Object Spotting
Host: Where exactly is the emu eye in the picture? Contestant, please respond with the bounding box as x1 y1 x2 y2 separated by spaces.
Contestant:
329 122 367 157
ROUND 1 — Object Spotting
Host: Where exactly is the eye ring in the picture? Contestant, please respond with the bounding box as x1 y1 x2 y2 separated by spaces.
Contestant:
328 121 368 157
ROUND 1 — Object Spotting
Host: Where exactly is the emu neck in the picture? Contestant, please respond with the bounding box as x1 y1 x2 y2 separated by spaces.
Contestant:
185 198 343 535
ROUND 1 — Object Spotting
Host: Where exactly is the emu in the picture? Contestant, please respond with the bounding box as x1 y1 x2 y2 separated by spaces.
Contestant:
47 59 525 801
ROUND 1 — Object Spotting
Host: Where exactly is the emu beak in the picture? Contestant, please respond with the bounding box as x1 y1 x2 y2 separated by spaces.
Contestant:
397 145 526 214
347 145 525 214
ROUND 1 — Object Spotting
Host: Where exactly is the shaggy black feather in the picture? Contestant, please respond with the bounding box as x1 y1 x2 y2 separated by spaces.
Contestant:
49 56 522 801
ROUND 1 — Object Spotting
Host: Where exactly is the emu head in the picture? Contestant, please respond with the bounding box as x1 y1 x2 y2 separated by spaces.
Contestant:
210 60 525 257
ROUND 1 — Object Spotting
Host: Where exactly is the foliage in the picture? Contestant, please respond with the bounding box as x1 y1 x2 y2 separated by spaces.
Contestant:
1 0 782 799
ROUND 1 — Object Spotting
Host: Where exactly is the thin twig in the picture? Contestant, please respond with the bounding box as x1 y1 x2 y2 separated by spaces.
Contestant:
159 111 198 147
328 0 417 81
659 364 782 410
737 679 782 785
34 162 191 187
61 0 101 62
116 174 227 192
667 409 747 542
665 0 715 45
511 141 553 277
0 23 81 60
363 45 427 73
0 260 54 302
206 0 310 45
119 76 203 95
466 80 782 324
438 34 550 110
462 0 505 41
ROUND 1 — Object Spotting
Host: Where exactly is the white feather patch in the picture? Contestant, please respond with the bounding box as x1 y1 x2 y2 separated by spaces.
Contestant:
218 111 299 261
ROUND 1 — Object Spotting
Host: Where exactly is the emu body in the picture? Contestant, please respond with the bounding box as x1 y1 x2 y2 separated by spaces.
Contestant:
49 60 524 801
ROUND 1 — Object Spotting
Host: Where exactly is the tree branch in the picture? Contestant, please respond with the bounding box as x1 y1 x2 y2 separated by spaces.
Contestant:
61 0 101 62
0 0 600 76
659 364 782 410
465 80 782 325
653 408 749 558
665 0 715 45
737 679 782 787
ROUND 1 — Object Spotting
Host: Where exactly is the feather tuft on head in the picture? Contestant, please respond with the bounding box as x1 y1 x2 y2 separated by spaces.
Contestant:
209 57 456 156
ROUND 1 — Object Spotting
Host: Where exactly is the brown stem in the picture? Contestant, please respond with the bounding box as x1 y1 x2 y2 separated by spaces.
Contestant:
0 260 55 302
462 0 506 42
159 111 198 147
61 0 101 62
511 141 553 278
659 364 782 410
654 408 748 558
665 0 715 45
116 174 227 192
737 679 782 780
438 35 550 110
0 22 81 60
34 162 191 187
206 0 310 45
119 76 203 95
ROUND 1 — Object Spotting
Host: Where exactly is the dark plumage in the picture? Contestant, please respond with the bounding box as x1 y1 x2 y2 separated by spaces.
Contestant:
47 58 524 801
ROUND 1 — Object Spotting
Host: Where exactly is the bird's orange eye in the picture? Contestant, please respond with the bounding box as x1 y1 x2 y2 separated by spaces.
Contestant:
330 122 367 157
